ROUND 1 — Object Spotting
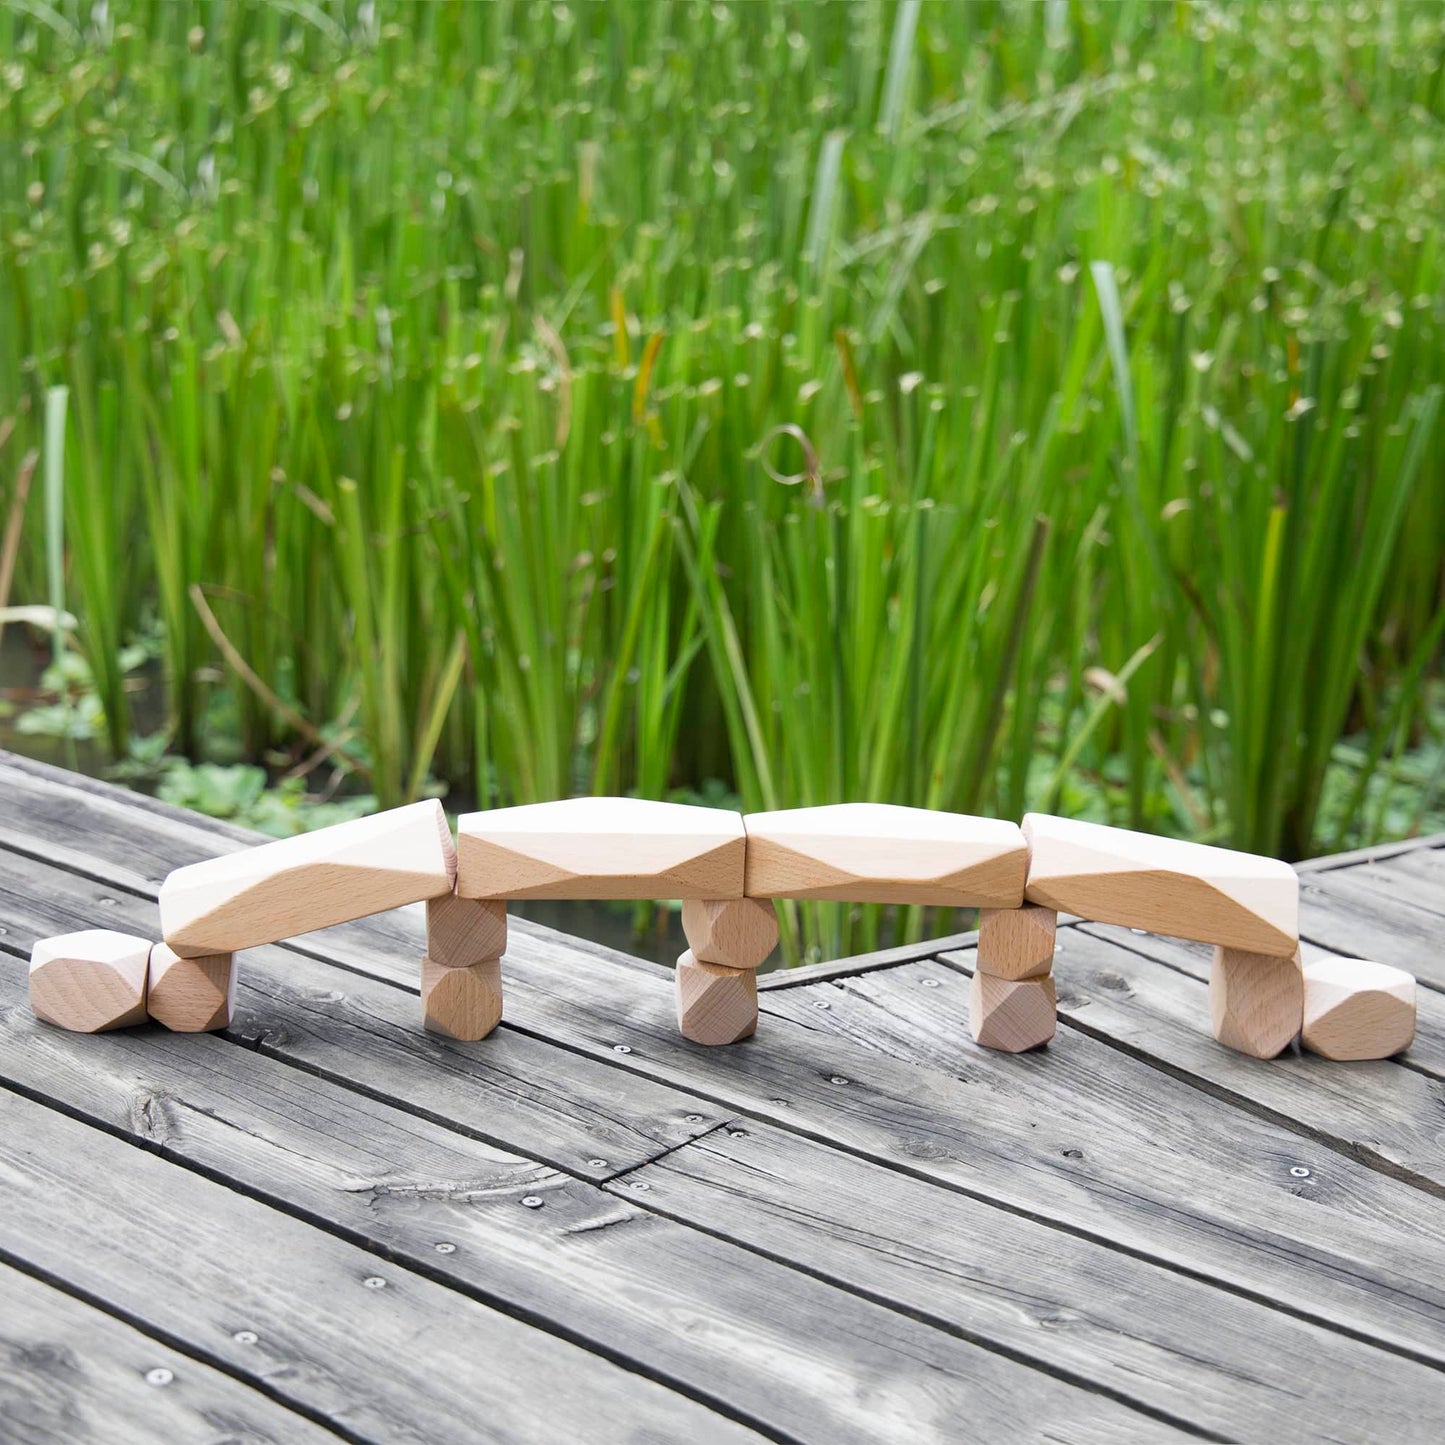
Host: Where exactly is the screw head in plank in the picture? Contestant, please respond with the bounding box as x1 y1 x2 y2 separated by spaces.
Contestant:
1301 957 1415 1061
148 942 236 1033
1210 946 1303 1059
29 930 151 1033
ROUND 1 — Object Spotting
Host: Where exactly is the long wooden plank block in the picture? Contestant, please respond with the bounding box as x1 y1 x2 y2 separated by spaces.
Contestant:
159 799 457 956
1023 813 1298 953
0 1091 760 1445
0 1262 342 1445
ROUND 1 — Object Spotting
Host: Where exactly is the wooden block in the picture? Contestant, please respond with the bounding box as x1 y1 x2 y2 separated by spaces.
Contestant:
159 800 457 957
680 897 778 970
1302 957 1416 1061
742 804 1026 905
1022 813 1297 954
420 955 504 1042
426 893 507 969
675 951 757 1045
147 942 236 1033
969 972 1057 1053
977 904 1056 980
457 797 745 900
29 931 150 1033
1210 946 1302 1059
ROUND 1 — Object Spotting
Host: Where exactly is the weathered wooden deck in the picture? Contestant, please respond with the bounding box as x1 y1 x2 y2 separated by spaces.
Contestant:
1 750 1443 1443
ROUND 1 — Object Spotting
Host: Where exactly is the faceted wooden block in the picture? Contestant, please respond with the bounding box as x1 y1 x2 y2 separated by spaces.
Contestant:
421 956 504 1043
458 797 745 901
742 804 1026 906
1210 946 1302 1059
426 893 507 969
160 800 457 957
147 942 236 1033
1022 813 1298 954
676 951 757 1045
970 972 1057 1053
977 904 1057 980
680 897 778 970
29 931 150 1033
1302 957 1415 1061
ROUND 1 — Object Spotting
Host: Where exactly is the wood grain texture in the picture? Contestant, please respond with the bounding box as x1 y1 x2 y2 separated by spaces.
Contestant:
680 897 778 969
159 799 457 956
1023 812 1299 952
426 892 507 968
1303 957 1416 1060
29 930 150 1033
976 904 1056 980
421 954 504 1041
458 797 745 900
969 971 1057 1051
743 803 1026 904
146 942 235 1033
675 951 758 1044
1209 946 1302 1059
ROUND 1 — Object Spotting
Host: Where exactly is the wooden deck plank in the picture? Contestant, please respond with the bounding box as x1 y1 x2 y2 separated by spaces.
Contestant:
0 1263 344 1445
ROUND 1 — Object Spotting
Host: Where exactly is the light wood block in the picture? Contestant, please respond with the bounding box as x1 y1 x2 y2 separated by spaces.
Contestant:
1302 957 1416 1061
457 797 745 900
1210 946 1303 1059
977 904 1057 980
29 930 150 1033
676 951 757 1045
680 897 779 970
159 800 457 957
420 955 504 1042
742 804 1026 905
970 972 1057 1052
147 942 236 1033
426 893 507 969
1022 813 1298 954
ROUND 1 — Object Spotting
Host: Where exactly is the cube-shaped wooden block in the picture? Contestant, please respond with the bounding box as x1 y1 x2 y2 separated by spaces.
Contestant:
421 956 504 1042
1210 946 1302 1059
680 897 779 970
147 942 236 1033
970 972 1057 1053
426 893 507 970
676 951 757 1045
29 930 151 1034
1302 957 1415 1061
977 904 1057 980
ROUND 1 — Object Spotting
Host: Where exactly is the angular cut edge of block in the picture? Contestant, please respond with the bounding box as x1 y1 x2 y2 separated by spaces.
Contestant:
675 950 758 1046
147 942 236 1033
1209 946 1302 1060
969 971 1057 1053
28 930 152 1034
1301 956 1416 1061
421 955 504 1043
680 897 779 970
976 904 1057 980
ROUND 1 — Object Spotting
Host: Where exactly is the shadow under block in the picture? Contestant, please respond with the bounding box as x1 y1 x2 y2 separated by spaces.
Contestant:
675 950 758 1045
977 904 1057 980
680 897 779 970
158 800 457 957
426 893 507 969
1302 957 1416 1061
1210 946 1302 1059
970 971 1057 1052
29 930 151 1033
420 955 504 1042
457 796 745 900
1022 813 1298 954
147 942 236 1033
742 804 1027 906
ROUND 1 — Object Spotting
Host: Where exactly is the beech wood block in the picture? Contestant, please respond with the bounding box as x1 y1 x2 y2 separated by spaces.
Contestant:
969 972 1057 1053
742 804 1026 905
680 897 779 970
29 931 150 1033
421 955 504 1042
1022 813 1298 954
457 797 745 900
147 942 237 1033
676 951 757 1045
977 904 1057 980
426 893 507 969
159 800 457 957
1210 946 1303 1059
1302 957 1416 1061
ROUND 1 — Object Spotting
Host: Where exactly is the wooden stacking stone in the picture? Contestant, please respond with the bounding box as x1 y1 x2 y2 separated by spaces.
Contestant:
681 897 778 970
743 804 1026 906
159 800 457 957
147 942 236 1033
970 972 1057 1053
421 956 504 1042
29 931 150 1033
1210 946 1302 1059
1022 813 1298 954
426 893 507 970
676 950 757 1045
458 797 744 900
977 903 1057 981
1302 957 1416 1061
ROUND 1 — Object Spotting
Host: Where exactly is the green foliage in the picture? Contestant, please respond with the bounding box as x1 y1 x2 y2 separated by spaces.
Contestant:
1 0 1442 960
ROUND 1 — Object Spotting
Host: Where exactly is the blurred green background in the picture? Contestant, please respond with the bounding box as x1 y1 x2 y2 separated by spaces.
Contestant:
1 0 1442 961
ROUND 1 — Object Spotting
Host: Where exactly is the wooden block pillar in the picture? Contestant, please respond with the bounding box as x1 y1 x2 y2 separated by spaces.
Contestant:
971 904 1057 1052
1210 946 1303 1058
422 894 507 1042
677 898 777 1044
